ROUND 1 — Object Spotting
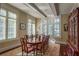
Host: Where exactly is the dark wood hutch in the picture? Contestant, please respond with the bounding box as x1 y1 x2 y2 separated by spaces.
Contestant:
64 7 79 56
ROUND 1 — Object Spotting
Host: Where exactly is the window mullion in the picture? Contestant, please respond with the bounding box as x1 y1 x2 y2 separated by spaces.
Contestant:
6 11 8 40
31 21 32 35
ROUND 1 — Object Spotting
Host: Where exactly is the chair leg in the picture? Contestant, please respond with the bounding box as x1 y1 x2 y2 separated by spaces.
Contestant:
43 47 46 55
41 50 43 56
33 49 36 56
35 49 37 56
26 52 28 56
22 50 23 56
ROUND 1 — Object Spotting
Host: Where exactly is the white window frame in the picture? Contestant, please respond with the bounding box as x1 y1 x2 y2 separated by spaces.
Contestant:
53 16 60 37
7 11 16 39
0 8 6 40
0 8 17 41
27 19 35 36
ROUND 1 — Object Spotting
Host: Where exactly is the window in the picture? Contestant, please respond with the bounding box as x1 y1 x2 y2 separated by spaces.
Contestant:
32 24 35 35
0 16 6 40
48 25 53 35
53 17 60 37
8 12 16 39
0 8 17 40
0 9 6 40
48 19 53 35
27 19 32 35
0 8 6 16
27 19 35 35
39 17 60 37
44 24 47 35
8 19 16 38
41 19 47 35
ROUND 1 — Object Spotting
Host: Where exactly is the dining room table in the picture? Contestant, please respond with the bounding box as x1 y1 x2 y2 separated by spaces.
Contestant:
27 37 43 55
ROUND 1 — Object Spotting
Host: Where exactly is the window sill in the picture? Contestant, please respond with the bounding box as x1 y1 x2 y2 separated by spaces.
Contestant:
53 36 61 38
0 38 18 43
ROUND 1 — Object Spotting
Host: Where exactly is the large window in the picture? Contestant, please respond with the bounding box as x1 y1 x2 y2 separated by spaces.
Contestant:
27 19 35 35
48 25 53 35
53 17 60 37
27 19 32 35
48 19 53 35
41 19 47 35
0 8 16 40
40 17 60 37
0 9 6 40
8 12 16 39
32 24 35 35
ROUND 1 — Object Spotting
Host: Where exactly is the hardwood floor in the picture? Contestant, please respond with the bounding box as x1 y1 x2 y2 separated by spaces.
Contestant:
0 40 60 56
0 47 21 56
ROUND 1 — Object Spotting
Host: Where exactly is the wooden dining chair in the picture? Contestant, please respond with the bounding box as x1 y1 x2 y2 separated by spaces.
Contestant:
35 34 38 38
35 35 46 55
45 35 50 50
39 35 49 55
24 35 28 40
20 37 34 56
42 35 47 55
31 34 33 41
30 35 42 56
38 35 41 41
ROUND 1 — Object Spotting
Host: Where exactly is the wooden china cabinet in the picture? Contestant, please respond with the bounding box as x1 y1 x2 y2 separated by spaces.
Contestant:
65 7 79 56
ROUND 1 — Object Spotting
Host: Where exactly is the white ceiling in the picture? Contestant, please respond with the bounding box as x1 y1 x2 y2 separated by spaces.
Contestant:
9 3 78 19
59 3 77 14
35 3 56 18
9 3 45 18
9 3 57 19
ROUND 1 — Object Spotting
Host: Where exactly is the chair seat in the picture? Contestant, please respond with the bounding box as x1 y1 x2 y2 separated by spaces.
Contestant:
34 44 42 50
25 47 34 53
27 44 32 48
